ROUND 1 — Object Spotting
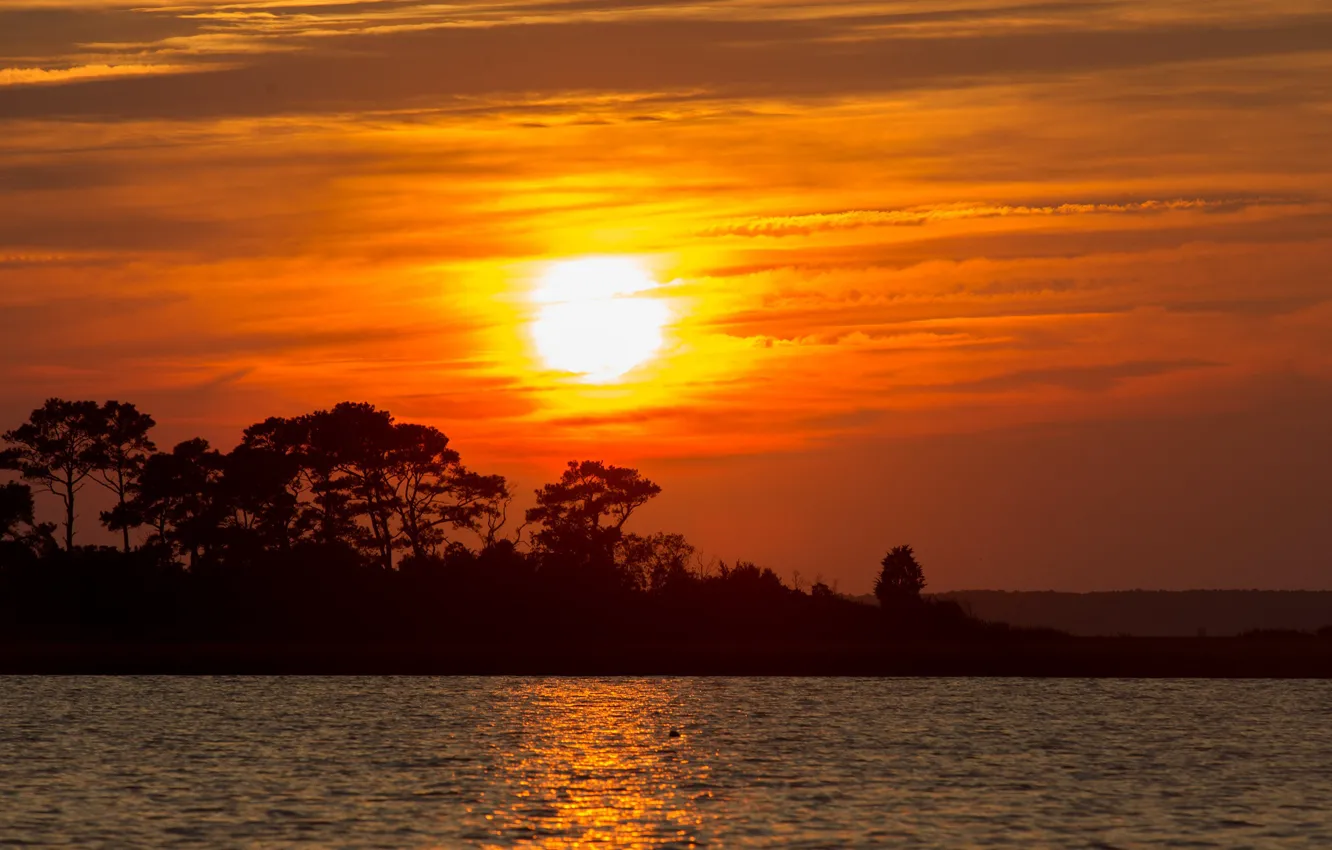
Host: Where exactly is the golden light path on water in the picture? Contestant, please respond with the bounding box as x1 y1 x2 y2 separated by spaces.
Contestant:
477 679 707 847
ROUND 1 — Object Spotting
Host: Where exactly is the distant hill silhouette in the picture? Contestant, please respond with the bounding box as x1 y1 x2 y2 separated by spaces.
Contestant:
922 591 1332 636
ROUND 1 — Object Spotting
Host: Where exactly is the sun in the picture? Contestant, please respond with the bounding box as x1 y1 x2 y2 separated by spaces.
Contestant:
532 257 670 383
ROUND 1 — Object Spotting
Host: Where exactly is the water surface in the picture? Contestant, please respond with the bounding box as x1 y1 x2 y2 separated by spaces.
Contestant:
1 678 1329 847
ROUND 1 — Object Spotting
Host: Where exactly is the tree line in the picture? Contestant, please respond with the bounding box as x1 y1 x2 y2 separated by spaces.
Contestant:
1 399 515 566
1 397 980 643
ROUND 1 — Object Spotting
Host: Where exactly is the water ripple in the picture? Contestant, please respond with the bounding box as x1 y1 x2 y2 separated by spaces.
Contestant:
0 678 1330 847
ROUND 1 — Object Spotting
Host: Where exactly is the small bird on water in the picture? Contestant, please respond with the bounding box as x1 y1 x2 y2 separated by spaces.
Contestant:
669 728 681 738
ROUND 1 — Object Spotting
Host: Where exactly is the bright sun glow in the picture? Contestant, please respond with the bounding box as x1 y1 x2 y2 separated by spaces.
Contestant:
532 257 669 383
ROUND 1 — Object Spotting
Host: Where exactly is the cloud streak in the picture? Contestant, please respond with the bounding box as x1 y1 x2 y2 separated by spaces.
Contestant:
700 198 1289 237
4 7 1332 118
0 63 201 86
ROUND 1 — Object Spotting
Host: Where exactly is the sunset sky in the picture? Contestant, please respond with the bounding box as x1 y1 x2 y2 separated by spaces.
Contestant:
2 0 1330 591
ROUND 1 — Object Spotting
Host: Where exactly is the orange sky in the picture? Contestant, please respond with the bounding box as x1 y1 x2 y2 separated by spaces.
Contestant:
2 0 1330 591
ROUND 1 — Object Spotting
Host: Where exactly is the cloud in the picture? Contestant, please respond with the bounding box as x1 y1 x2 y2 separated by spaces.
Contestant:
386 380 542 422
923 359 1221 394
3 8 1332 119
697 211 1332 285
0 63 200 86
700 198 1290 238
1163 296 1330 317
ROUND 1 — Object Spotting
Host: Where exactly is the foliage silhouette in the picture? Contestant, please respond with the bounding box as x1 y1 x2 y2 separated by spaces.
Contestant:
0 398 1019 649
89 401 157 553
875 544 926 607
0 482 55 561
0 482 35 542
1 399 102 550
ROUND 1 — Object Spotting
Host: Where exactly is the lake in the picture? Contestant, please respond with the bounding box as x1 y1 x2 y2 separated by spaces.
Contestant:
1 677 1329 847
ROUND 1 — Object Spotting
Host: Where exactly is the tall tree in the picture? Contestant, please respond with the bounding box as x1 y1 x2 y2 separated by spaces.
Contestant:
238 415 317 549
1 399 101 549
386 421 461 560
90 401 157 552
305 403 399 567
875 544 926 608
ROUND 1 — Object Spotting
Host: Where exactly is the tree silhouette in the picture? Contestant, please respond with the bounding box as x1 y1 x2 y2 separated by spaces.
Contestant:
875 544 925 608
620 531 695 592
90 401 157 552
238 415 319 548
384 421 462 560
528 461 660 537
305 403 400 567
0 482 36 543
434 467 510 550
525 460 661 589
713 560 791 601
1 399 102 549
126 438 225 567
810 579 837 599
219 443 300 553
527 460 661 558
294 404 513 566
219 405 514 567
0 482 55 560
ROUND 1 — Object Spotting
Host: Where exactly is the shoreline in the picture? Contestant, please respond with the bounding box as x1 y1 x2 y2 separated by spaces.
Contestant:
4 637 1332 677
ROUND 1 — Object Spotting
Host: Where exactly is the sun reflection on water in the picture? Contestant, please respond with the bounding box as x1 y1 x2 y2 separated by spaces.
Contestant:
475 680 710 848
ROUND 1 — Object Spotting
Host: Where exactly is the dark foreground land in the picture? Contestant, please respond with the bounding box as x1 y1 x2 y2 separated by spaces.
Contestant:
936 590 1332 637
6 636 1332 676
5 543 1332 677
8 400 1330 677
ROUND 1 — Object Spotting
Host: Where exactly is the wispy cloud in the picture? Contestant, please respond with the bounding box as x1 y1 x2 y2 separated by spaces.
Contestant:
920 359 1221 394
0 63 200 86
701 198 1290 237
